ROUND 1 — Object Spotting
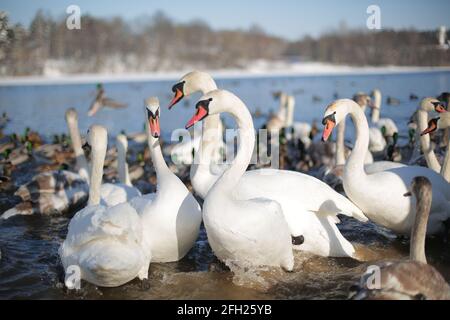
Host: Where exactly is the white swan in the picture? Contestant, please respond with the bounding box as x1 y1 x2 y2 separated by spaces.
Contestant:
168 71 225 167
185 89 369 259
421 112 450 182
129 97 202 262
267 92 288 132
169 71 227 199
186 90 294 270
285 95 312 148
59 125 150 288
322 99 450 235
417 97 447 173
99 134 141 207
371 89 399 139
322 117 405 188
1 109 89 219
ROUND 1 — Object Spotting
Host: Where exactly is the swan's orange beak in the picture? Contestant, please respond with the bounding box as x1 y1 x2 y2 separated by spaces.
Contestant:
322 120 335 141
149 116 160 138
420 118 439 136
186 105 208 129
168 82 185 109
432 102 447 113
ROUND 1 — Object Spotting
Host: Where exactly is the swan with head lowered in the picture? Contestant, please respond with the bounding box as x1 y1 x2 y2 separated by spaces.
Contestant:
421 112 450 182
129 97 202 262
1 108 89 219
59 125 150 288
322 99 450 235
184 89 369 260
349 177 450 300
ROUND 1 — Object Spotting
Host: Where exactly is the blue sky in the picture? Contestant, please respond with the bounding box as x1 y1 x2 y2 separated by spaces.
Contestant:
1 0 449 40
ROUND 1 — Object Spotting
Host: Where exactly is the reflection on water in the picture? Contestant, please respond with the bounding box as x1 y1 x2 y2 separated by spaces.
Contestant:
0 71 450 299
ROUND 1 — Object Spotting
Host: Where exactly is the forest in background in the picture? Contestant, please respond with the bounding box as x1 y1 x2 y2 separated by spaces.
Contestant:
0 10 449 76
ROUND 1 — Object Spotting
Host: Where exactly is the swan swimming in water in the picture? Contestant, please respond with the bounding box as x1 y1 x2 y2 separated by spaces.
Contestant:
182 87 368 260
322 99 450 235
129 97 202 262
60 125 150 288
349 177 450 300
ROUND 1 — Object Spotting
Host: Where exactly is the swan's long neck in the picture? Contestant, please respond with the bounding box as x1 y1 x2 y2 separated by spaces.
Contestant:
117 139 131 186
418 110 441 173
214 100 255 193
88 135 107 206
336 121 346 166
66 116 90 181
277 93 287 121
371 92 381 123
285 96 295 127
147 130 171 186
410 188 432 264
191 80 221 177
442 132 450 183
344 101 369 176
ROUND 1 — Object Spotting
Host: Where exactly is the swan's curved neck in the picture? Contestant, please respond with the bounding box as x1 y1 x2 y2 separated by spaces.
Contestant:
117 140 131 186
214 101 254 193
277 94 287 120
336 121 346 166
191 79 221 179
66 117 90 181
147 131 171 186
371 93 381 123
418 110 441 173
285 96 295 127
344 101 369 176
88 137 106 206
410 189 432 263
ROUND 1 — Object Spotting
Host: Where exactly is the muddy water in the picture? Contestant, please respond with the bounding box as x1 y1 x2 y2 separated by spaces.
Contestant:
1 213 449 299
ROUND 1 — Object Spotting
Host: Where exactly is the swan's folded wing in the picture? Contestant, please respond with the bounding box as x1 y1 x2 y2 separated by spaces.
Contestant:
64 203 142 250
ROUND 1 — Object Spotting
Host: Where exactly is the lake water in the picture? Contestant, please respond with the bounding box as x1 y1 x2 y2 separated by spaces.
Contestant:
0 71 449 300
1 71 450 143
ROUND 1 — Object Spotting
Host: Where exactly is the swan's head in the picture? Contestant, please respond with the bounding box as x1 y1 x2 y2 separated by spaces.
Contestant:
145 97 161 138
86 125 107 152
168 71 216 109
65 108 78 125
321 99 351 141
421 112 450 135
420 97 445 113
403 176 431 198
185 89 237 129
116 133 128 151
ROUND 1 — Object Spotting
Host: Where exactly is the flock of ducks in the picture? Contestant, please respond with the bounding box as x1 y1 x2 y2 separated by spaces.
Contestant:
1 71 450 299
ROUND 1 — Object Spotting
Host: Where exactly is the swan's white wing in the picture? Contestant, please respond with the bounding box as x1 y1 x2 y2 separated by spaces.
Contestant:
100 183 141 207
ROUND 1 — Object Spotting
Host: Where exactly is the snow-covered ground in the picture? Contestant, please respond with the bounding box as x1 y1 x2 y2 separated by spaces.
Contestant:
1 60 449 86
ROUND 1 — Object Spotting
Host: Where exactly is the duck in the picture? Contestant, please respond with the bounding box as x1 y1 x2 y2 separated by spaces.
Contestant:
185 90 294 270
59 125 150 288
183 89 369 259
88 83 127 117
1 109 90 219
349 177 450 300
129 97 202 262
420 112 450 182
322 99 450 235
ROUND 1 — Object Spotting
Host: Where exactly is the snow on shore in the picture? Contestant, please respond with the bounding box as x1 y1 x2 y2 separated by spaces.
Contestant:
1 61 449 86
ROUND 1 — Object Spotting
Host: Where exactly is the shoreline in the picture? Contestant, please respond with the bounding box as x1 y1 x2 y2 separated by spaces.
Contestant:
0 63 450 86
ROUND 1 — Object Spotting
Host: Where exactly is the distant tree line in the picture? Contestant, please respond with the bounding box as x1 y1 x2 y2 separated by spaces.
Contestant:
0 10 448 76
